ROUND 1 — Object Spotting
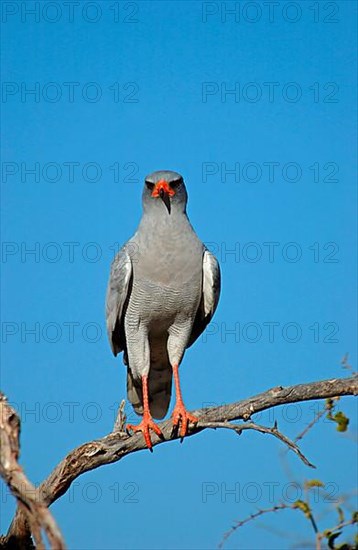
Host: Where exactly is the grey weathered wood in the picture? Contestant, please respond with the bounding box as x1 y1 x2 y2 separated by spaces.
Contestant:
0 394 66 549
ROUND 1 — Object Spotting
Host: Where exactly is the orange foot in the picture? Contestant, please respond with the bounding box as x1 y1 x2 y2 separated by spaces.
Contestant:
127 413 163 452
172 400 198 439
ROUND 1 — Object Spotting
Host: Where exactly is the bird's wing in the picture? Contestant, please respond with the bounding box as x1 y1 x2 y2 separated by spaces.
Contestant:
187 249 221 348
106 245 133 356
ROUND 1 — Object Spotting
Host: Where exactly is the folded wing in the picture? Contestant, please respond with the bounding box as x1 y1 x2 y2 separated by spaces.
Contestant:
187 249 221 348
106 246 133 356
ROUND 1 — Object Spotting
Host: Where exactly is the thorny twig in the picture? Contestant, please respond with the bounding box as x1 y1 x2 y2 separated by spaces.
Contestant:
198 421 315 468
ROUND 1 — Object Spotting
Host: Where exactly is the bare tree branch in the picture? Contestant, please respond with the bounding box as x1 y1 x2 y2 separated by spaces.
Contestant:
0 394 66 550
3 375 358 547
199 421 315 467
219 499 321 549
113 399 127 434
219 503 291 548
218 494 357 549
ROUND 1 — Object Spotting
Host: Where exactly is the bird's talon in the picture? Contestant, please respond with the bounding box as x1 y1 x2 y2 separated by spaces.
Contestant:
171 402 198 439
126 416 163 451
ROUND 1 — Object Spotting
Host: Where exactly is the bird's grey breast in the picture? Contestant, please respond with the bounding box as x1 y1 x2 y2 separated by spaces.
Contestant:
126 216 204 330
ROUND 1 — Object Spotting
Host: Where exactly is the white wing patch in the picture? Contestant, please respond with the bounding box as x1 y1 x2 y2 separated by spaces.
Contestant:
202 249 220 318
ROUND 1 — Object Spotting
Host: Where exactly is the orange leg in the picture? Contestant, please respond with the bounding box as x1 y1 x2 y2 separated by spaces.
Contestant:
126 375 163 451
171 363 198 439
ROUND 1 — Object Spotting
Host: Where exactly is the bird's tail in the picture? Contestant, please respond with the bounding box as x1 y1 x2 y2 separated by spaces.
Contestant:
126 346 172 420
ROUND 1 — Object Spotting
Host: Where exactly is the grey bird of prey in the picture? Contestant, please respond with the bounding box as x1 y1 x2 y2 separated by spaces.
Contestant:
106 170 220 449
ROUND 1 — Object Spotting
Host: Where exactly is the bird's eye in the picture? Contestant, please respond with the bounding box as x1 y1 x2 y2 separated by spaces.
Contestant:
145 181 155 191
170 177 183 189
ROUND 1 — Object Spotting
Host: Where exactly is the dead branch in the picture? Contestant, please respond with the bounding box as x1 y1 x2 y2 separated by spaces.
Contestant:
198 421 315 467
0 394 66 550
219 503 291 548
218 492 357 549
2 374 357 547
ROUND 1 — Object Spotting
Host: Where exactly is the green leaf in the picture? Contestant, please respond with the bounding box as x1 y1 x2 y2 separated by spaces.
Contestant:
305 479 325 489
293 500 311 519
334 412 349 432
326 408 350 432
337 506 345 523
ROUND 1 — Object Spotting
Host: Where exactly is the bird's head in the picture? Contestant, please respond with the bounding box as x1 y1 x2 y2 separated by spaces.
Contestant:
142 170 187 215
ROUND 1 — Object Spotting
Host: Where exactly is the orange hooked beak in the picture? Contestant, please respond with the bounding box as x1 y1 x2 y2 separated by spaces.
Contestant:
151 180 175 214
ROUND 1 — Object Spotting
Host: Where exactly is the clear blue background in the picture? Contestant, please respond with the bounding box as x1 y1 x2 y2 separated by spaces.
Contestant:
1 1 357 549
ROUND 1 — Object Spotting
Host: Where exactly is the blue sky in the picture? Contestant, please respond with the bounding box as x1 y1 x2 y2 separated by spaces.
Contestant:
1 1 357 549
